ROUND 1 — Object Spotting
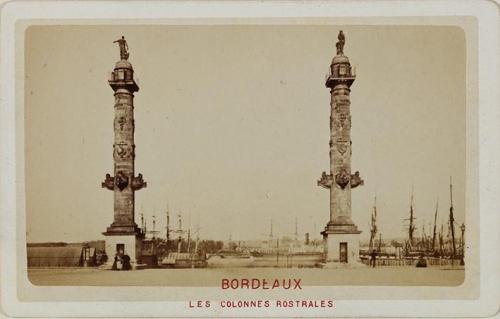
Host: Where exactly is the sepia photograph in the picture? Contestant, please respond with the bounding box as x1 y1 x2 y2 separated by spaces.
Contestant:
24 24 468 287
0 0 498 318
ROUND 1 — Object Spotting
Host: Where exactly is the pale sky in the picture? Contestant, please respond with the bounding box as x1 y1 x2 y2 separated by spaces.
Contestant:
25 25 466 243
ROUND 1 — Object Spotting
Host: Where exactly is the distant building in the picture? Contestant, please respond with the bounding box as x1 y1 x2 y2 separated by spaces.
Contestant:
27 246 86 267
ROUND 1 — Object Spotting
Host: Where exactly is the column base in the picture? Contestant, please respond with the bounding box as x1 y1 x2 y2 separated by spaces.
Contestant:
103 223 142 235
322 225 362 265
102 232 145 270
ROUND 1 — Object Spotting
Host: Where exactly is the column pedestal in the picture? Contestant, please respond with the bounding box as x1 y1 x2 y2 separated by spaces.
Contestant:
101 232 144 270
321 223 364 268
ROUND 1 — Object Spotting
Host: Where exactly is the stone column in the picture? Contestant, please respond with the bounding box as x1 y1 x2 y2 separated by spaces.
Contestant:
112 88 136 230
318 31 364 265
102 38 146 269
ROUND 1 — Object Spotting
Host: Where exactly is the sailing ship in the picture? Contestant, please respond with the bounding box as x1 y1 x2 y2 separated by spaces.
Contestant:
400 179 465 265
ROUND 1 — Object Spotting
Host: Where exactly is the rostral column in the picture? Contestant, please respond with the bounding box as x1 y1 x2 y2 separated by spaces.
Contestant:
101 36 146 267
318 31 364 265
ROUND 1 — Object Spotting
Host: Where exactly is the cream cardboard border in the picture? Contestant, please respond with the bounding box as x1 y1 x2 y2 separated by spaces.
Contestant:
1 0 499 318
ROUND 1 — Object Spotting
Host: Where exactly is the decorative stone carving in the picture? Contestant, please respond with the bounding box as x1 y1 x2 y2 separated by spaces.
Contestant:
350 171 364 188
339 112 348 127
101 173 115 190
131 173 147 190
317 171 333 189
115 94 130 105
117 145 127 159
336 139 348 155
114 143 134 161
117 116 126 130
331 117 341 131
115 171 129 191
335 169 350 189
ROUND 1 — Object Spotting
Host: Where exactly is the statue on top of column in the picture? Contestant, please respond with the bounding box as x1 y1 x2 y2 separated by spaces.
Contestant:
113 36 129 60
336 30 345 55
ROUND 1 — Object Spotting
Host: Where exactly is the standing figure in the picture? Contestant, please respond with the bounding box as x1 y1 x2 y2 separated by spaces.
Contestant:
113 36 130 60
370 249 377 268
336 30 346 55
122 254 131 270
112 255 118 270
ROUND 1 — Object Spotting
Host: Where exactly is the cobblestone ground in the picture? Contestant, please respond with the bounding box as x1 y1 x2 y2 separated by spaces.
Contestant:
28 266 465 287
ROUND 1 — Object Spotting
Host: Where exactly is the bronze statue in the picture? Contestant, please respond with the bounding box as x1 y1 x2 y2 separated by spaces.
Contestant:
336 30 345 55
113 36 129 60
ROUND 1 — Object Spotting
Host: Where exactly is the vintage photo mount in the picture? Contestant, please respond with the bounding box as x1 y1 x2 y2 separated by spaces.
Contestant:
0 0 499 318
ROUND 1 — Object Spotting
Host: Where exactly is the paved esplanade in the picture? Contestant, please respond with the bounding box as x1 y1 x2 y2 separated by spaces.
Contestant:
318 31 364 265
102 36 147 268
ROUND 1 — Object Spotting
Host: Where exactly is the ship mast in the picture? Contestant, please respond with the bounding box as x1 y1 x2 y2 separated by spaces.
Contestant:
270 218 274 238
408 186 416 248
432 198 438 252
165 205 171 240
152 214 156 239
421 223 426 251
177 213 183 253
449 177 457 261
439 223 444 256
369 196 377 252
194 223 200 255
377 232 382 253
